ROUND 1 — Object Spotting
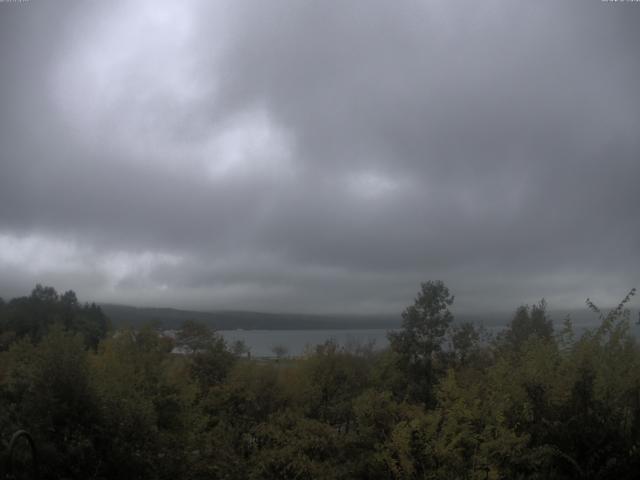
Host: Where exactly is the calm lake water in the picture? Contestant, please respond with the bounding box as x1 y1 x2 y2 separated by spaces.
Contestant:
218 321 638 358
219 329 391 358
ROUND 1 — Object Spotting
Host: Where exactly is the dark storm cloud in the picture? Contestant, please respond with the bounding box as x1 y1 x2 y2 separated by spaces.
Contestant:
0 0 638 314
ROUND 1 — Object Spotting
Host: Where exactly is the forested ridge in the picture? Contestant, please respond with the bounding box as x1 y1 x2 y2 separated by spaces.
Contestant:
99 304 399 331
1 282 639 479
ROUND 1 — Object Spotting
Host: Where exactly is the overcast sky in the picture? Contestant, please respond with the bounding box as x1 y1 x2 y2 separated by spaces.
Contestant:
0 0 639 315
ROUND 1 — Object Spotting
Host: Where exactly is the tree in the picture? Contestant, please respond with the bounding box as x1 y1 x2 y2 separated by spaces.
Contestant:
501 299 553 351
90 326 196 480
30 284 58 304
302 340 371 427
449 321 481 365
177 319 215 354
0 286 110 349
177 320 235 389
388 280 454 405
231 339 250 358
271 344 289 360
2 326 101 478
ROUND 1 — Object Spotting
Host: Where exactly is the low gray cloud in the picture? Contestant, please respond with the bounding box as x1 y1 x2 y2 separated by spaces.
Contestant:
0 0 638 315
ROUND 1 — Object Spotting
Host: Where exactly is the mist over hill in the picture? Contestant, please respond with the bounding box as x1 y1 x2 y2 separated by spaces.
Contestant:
99 304 402 330
100 303 636 331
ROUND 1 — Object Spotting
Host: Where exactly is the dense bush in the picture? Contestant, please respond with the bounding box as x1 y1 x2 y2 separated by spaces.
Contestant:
1 283 639 479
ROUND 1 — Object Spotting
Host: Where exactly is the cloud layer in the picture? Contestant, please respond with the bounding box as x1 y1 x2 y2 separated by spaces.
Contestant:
1 0 639 314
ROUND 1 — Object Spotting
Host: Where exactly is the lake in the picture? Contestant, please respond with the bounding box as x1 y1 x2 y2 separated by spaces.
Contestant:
218 329 392 358
217 320 639 358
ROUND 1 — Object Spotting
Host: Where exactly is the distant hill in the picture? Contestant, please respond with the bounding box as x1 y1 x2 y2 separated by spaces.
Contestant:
99 304 403 330
99 304 639 332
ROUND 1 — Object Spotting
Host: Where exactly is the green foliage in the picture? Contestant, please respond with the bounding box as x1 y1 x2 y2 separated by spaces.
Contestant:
390 280 455 358
300 340 371 426
249 412 346 480
177 320 236 390
499 299 553 351
0 284 110 350
1 282 640 479
388 280 455 405
1 326 100 478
